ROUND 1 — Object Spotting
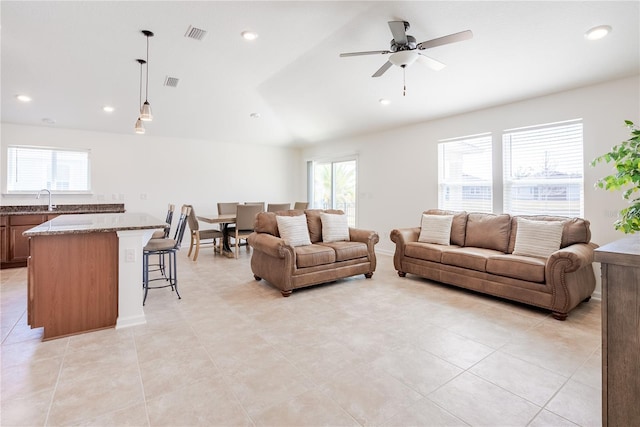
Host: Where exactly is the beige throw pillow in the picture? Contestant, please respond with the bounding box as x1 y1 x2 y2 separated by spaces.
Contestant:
276 214 311 247
320 212 350 242
513 217 564 258
418 214 453 245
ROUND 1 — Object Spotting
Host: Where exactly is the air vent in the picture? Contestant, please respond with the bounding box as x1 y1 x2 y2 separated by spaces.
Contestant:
164 76 180 88
185 25 207 41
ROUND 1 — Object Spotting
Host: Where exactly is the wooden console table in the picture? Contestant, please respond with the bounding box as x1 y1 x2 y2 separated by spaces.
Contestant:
594 236 640 426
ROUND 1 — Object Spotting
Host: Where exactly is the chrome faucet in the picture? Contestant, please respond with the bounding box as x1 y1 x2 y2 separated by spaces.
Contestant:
36 189 56 211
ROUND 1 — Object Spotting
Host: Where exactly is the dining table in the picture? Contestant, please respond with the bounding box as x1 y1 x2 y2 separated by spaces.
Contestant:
196 213 236 256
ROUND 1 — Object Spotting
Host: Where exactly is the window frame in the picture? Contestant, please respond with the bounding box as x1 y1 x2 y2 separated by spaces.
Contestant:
437 133 493 213
5 145 92 194
502 119 584 217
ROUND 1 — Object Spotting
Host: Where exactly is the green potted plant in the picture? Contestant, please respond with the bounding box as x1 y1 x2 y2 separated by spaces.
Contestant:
591 120 640 233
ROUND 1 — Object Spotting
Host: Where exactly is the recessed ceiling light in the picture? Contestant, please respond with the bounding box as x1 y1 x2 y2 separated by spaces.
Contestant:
241 31 258 41
16 94 32 102
585 25 612 41
249 112 261 119
103 106 115 113
379 98 391 106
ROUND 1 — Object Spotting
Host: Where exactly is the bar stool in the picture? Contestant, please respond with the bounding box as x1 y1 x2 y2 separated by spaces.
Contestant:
142 205 191 305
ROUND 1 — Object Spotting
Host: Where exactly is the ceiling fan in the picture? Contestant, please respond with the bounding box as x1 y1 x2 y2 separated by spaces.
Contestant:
340 21 473 94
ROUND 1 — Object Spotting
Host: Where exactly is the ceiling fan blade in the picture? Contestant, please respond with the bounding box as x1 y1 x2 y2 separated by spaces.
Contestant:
417 53 446 71
417 30 473 50
340 50 390 57
372 61 393 78
388 21 408 45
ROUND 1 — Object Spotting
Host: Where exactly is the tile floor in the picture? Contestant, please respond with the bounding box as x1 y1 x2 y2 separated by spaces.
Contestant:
1 250 602 426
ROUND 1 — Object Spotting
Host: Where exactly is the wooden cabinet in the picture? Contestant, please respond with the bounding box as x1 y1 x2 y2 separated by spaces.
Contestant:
0 216 7 263
1 214 56 269
594 237 640 427
28 231 119 340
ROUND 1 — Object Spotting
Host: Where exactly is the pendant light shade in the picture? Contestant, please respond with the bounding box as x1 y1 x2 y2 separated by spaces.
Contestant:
134 58 146 134
140 30 154 121
134 117 145 134
140 101 152 121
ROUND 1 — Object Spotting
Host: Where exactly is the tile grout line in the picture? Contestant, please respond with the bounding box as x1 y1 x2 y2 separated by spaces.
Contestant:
43 336 70 427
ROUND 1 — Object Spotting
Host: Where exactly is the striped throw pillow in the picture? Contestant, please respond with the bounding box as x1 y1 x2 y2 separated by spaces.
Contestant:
320 212 350 242
276 214 311 247
513 218 564 258
418 214 453 245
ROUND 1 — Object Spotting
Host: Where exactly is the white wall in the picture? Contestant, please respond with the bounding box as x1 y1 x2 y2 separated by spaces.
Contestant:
301 75 640 297
1 124 303 216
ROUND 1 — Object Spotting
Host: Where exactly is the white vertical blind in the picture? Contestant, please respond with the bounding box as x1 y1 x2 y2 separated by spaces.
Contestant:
503 120 583 217
7 146 91 192
438 134 493 213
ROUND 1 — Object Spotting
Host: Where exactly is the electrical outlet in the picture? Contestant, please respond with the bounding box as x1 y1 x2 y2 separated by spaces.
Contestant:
125 249 136 263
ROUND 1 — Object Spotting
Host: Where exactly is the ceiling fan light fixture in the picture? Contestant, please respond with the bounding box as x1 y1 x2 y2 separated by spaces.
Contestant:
16 94 32 102
389 50 419 68
585 25 611 40
378 98 391 106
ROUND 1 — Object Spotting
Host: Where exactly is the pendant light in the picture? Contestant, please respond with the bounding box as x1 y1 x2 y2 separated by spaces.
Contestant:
140 30 154 121
134 59 146 134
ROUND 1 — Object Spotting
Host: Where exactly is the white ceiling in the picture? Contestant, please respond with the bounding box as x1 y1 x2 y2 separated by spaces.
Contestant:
2 1 639 147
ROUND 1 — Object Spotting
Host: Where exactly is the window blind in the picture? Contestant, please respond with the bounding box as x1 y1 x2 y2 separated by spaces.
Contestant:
7 146 91 192
438 134 493 213
503 120 583 217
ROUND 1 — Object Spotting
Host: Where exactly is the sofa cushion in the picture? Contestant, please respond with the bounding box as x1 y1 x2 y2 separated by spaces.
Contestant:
318 241 368 262
295 244 336 268
513 218 564 259
320 212 350 242
424 209 467 246
486 254 546 283
418 214 453 245
464 213 511 253
507 215 591 252
305 209 344 243
276 215 311 247
405 242 457 263
254 210 305 237
441 247 504 272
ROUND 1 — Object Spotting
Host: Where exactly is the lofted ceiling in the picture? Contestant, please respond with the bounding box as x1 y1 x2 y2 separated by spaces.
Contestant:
2 1 639 147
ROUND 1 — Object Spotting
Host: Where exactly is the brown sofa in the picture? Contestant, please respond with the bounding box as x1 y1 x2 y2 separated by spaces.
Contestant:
390 210 597 320
248 209 379 296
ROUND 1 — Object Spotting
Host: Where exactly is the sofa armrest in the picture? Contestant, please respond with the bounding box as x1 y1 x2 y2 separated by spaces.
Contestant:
546 242 596 274
349 228 379 272
546 242 598 316
390 227 420 272
247 232 293 259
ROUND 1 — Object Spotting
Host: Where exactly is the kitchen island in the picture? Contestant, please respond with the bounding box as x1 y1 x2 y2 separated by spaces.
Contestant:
24 213 167 340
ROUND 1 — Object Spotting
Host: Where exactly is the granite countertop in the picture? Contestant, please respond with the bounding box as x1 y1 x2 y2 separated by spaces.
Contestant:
23 213 167 236
0 203 125 216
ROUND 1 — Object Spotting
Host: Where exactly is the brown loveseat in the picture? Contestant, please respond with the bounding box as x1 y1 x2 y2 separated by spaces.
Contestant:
248 209 379 296
390 210 597 320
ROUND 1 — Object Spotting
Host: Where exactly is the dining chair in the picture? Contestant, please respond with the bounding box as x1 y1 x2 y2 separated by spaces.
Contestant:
294 202 309 210
151 203 175 239
186 205 223 261
245 201 265 211
227 204 264 258
267 203 291 212
217 202 239 215
143 205 191 305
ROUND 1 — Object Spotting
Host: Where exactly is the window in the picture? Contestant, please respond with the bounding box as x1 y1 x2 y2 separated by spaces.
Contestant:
309 159 357 227
503 120 583 217
6 146 91 192
438 134 493 212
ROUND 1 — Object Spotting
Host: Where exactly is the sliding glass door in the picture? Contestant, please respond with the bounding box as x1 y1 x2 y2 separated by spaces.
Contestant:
310 159 357 227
